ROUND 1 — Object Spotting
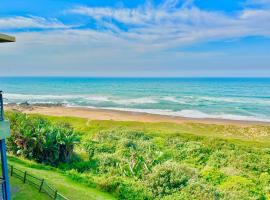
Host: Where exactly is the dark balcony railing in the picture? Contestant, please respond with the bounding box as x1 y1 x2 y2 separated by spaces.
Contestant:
0 91 3 121
0 178 5 200
0 91 11 200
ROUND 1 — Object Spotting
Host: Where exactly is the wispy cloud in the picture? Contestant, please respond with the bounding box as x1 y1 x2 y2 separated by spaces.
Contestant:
1 0 270 52
0 16 70 30
67 0 270 51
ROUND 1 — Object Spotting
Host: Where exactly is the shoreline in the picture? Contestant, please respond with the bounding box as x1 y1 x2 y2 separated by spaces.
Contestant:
5 104 270 126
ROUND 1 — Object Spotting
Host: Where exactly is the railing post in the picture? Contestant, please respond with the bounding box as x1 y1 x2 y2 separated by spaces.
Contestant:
39 179 44 192
10 166 13 176
0 140 10 200
54 190 58 200
23 171 27 183
0 91 3 121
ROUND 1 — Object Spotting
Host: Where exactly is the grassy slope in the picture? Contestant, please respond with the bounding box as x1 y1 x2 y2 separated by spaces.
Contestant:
8 156 116 200
10 176 48 200
44 115 270 147
7 111 270 147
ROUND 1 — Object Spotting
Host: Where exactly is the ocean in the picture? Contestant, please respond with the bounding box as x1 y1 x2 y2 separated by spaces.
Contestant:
0 77 270 122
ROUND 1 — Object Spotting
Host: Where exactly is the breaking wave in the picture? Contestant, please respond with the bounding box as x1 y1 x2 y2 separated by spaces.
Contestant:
4 93 158 105
94 107 270 122
4 93 270 122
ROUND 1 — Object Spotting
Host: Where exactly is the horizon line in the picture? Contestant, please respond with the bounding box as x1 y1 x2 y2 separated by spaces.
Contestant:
0 76 270 79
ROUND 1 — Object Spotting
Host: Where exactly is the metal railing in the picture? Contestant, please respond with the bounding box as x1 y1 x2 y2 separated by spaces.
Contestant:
0 178 5 200
9 165 69 200
0 91 4 121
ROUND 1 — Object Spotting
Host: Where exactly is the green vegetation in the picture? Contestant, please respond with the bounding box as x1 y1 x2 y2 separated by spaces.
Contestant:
7 112 80 165
9 156 116 200
6 112 270 200
10 175 48 200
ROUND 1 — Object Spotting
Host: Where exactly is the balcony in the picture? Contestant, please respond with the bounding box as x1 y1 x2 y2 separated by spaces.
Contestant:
0 34 15 43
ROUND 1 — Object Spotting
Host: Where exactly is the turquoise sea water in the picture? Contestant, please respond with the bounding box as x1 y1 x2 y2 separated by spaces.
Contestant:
0 77 270 122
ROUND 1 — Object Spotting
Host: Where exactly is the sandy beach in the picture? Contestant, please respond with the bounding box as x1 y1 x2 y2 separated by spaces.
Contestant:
5 104 270 126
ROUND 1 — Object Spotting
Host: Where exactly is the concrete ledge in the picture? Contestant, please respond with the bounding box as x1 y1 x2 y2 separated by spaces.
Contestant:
0 34 16 43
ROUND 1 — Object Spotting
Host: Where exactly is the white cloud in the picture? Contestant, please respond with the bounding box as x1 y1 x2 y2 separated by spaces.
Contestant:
2 0 270 52
67 1 270 51
0 0 270 76
1 0 270 56
0 16 70 30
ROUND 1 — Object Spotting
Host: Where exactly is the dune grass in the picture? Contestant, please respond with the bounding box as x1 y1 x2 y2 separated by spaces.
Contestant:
43 115 270 147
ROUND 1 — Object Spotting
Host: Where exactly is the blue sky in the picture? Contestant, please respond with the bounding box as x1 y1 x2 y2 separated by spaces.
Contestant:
0 0 270 77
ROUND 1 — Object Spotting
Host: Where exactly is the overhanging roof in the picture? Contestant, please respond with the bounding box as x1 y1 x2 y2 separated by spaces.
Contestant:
0 33 16 43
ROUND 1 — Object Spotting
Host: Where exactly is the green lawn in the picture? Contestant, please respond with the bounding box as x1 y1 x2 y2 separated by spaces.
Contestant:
10 176 48 200
8 156 116 200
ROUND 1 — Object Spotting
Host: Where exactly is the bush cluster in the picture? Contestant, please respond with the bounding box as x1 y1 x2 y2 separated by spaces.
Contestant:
7 112 80 165
80 130 270 199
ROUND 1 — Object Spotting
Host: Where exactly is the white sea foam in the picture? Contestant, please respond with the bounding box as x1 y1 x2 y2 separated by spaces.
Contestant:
85 96 111 102
85 96 157 105
111 97 158 105
163 97 186 104
95 107 270 122
197 96 270 105
5 93 78 100
5 93 158 105
6 93 269 106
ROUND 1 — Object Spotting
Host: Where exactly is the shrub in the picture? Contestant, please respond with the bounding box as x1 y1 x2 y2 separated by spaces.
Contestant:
118 180 152 200
147 161 196 198
219 176 263 199
7 112 80 165
259 172 270 186
97 176 152 199
200 167 226 185
161 181 219 200
59 160 98 173
97 176 122 194
175 141 212 166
